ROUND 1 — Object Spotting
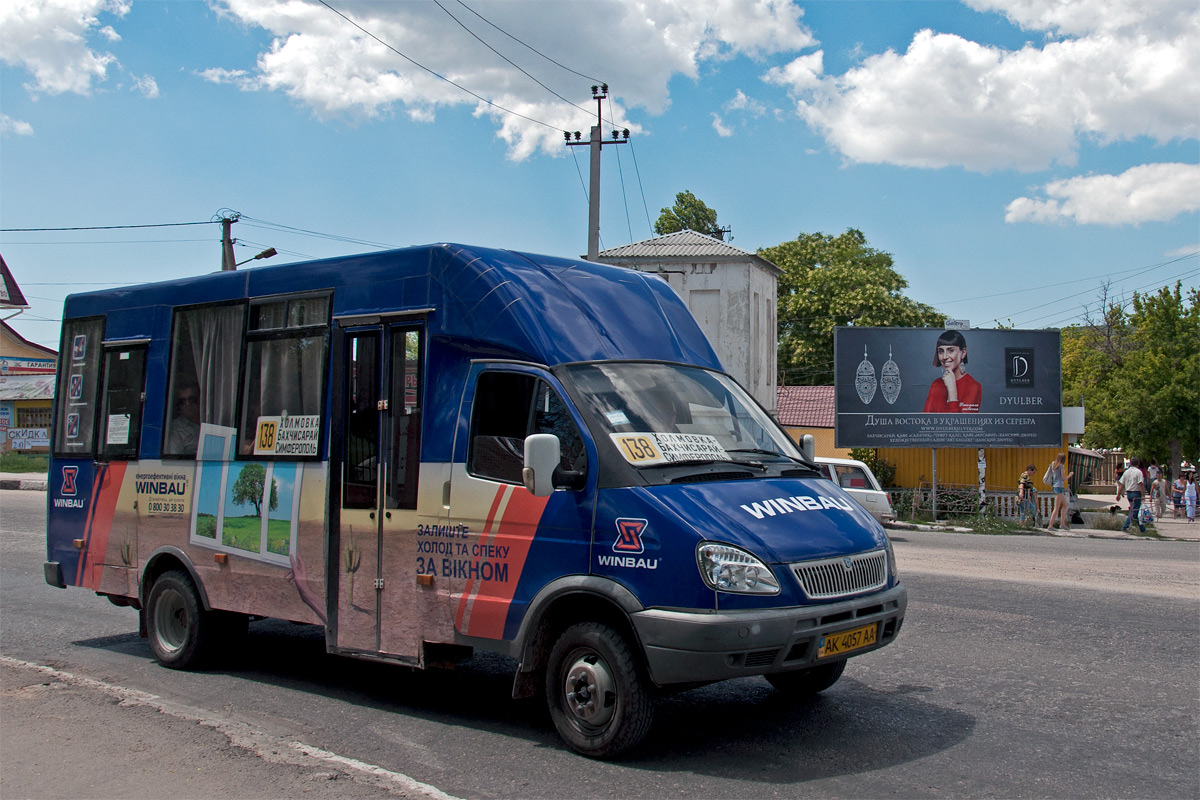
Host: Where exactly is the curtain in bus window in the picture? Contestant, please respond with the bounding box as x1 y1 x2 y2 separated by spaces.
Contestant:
165 305 244 458
255 335 323 420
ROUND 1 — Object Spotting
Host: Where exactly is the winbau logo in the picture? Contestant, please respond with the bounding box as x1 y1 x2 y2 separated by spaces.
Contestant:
613 518 647 554
740 494 854 520
54 466 85 508
598 518 658 570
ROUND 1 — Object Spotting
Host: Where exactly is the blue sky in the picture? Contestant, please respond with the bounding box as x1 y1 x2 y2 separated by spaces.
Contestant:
2 0 1197 350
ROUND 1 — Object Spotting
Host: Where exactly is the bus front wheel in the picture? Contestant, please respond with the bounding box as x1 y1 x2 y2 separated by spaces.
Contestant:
146 570 214 669
545 622 654 759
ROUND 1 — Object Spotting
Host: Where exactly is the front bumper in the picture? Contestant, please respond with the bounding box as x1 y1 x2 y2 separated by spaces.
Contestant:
631 582 906 686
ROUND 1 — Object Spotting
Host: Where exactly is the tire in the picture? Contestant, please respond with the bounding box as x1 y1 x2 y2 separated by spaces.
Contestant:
545 622 655 759
145 570 215 669
765 659 846 695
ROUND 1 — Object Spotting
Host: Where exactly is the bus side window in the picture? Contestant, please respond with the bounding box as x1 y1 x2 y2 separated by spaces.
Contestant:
468 372 586 487
53 317 105 457
163 303 245 459
469 372 535 484
99 345 147 460
238 295 330 458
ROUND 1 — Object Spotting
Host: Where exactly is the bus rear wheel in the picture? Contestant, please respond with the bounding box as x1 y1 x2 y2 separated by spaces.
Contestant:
146 570 214 669
545 622 654 759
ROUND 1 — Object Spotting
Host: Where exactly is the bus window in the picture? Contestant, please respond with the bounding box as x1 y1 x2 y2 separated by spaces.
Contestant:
239 293 330 457
385 328 422 509
163 303 245 459
99 344 148 460
468 372 585 486
53 317 105 457
343 332 379 509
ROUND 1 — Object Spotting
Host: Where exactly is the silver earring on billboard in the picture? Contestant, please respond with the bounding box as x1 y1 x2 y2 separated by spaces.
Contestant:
881 346 901 405
856 346 877 404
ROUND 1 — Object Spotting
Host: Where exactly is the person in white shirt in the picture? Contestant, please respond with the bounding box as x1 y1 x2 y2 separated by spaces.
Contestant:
1116 457 1147 534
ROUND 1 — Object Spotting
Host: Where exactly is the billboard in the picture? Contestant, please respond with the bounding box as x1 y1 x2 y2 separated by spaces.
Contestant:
834 327 1062 448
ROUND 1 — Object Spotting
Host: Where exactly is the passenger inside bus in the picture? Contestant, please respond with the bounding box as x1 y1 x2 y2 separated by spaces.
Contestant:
167 384 201 456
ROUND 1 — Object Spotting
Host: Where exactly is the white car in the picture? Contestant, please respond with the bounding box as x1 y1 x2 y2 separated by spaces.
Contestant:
814 456 896 524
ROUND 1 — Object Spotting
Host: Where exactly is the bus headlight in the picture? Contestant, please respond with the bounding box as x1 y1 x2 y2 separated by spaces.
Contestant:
696 543 780 594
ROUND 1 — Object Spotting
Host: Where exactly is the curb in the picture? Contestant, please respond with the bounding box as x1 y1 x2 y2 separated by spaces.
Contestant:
0 479 47 491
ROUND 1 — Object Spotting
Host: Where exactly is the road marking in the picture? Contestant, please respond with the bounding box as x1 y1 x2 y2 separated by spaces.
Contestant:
0 656 464 800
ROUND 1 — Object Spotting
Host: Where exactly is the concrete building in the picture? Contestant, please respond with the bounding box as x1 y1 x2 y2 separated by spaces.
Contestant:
598 230 780 412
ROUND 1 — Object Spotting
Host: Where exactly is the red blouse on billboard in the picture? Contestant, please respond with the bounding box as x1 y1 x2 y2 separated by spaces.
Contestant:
923 373 981 413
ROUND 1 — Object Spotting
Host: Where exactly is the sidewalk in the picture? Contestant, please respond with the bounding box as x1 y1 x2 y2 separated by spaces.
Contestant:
887 493 1199 542
6 473 1197 541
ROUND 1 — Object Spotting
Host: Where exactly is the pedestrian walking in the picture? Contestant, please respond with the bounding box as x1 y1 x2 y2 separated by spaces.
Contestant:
1018 464 1038 527
1152 471 1169 519
1185 471 1197 523
1044 453 1073 530
1173 472 1187 518
1117 457 1147 533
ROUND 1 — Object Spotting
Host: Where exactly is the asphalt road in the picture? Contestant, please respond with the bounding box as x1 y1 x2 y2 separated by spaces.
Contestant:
2 489 1198 799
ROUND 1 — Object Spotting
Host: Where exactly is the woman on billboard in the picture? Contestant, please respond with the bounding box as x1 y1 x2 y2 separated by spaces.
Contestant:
923 330 981 413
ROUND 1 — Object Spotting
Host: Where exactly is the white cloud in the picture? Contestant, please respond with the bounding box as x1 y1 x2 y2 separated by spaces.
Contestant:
1165 244 1200 259
212 0 816 159
725 88 767 117
767 0 1200 172
131 74 158 98
0 114 35 136
711 113 733 137
0 0 128 95
1005 163 1200 225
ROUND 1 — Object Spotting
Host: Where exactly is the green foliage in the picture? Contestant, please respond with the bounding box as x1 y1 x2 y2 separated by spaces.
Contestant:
230 463 279 517
0 451 48 472
849 447 897 487
760 229 944 385
654 190 722 238
1064 282 1198 467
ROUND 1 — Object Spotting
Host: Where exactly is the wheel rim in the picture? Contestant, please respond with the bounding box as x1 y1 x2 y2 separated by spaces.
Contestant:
561 648 617 732
153 587 188 655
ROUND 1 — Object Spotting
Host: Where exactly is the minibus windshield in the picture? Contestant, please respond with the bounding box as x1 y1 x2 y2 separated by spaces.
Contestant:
563 362 806 472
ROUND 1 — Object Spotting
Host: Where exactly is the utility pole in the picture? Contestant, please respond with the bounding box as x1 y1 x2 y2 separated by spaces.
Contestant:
220 211 240 271
565 85 628 261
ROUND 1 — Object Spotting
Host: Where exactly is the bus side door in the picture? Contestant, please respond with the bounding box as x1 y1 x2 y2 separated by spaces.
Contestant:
333 322 444 660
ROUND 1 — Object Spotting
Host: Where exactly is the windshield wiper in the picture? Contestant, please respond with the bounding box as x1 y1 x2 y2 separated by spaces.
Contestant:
650 458 766 472
726 448 809 465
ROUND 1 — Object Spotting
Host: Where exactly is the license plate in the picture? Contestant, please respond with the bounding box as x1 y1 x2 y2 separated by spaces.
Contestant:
817 623 878 658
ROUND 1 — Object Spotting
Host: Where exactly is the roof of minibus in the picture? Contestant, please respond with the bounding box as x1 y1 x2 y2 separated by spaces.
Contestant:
62 243 723 370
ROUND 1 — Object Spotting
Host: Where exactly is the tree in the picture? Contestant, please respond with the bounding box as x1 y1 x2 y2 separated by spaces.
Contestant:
760 229 944 385
1065 282 1199 471
230 463 279 517
654 190 723 238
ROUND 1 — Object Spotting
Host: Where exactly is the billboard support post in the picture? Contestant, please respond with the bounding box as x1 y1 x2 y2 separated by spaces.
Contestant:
978 448 987 517
932 448 938 520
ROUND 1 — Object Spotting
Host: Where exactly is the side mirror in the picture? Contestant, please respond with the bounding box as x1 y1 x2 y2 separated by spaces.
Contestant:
523 434 560 497
801 434 815 463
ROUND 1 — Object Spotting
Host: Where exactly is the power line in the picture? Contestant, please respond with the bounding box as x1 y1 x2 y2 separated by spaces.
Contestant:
0 220 215 232
454 0 604 85
0 239 214 245
935 251 1198 309
433 0 593 118
317 0 564 133
238 216 398 250
627 139 654 236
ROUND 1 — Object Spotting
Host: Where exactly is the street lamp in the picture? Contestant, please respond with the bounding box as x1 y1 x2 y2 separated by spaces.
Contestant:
235 247 277 267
